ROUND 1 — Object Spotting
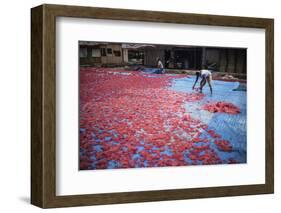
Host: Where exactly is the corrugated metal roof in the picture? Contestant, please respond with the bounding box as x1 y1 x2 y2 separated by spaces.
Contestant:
122 44 156 49
79 41 109 46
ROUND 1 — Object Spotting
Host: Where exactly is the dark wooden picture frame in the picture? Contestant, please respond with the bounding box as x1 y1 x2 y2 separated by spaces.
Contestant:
31 4 274 208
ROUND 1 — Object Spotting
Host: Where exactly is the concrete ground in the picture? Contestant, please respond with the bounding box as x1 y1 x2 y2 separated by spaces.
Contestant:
79 68 247 170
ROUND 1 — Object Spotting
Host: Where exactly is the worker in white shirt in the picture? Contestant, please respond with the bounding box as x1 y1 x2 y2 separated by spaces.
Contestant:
155 57 164 74
192 69 213 95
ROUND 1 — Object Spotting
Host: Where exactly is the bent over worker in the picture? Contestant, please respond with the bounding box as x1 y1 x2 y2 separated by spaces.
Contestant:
192 69 213 95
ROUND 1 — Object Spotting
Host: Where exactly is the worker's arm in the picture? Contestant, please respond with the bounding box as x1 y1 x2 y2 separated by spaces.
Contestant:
192 75 199 90
209 84 213 95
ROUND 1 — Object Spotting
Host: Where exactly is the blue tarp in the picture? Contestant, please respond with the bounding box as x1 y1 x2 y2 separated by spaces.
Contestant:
170 76 247 163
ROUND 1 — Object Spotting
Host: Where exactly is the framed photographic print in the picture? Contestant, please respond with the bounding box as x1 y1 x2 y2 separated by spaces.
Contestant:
31 4 274 208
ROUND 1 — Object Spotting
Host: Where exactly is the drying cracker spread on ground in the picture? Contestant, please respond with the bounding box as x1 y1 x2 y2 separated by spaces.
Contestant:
202 101 241 114
79 68 242 170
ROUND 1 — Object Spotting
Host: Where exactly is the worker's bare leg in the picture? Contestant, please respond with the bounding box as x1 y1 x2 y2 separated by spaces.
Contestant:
200 78 206 93
207 76 213 95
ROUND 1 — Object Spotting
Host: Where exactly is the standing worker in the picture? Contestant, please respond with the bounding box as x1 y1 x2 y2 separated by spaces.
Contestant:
155 57 164 74
192 69 213 95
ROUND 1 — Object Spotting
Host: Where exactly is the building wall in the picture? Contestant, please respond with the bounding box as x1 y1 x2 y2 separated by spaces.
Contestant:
123 49 129 63
235 50 247 74
79 44 123 66
79 46 101 65
205 48 246 74
79 44 246 74
100 44 123 65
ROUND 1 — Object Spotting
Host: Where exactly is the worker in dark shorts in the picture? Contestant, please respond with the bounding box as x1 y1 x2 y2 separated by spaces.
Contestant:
192 69 213 95
155 57 164 74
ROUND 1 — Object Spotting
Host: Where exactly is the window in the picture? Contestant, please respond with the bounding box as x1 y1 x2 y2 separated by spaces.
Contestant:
92 49 101 57
107 48 113 55
113 50 121 57
79 47 87 58
128 50 144 65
